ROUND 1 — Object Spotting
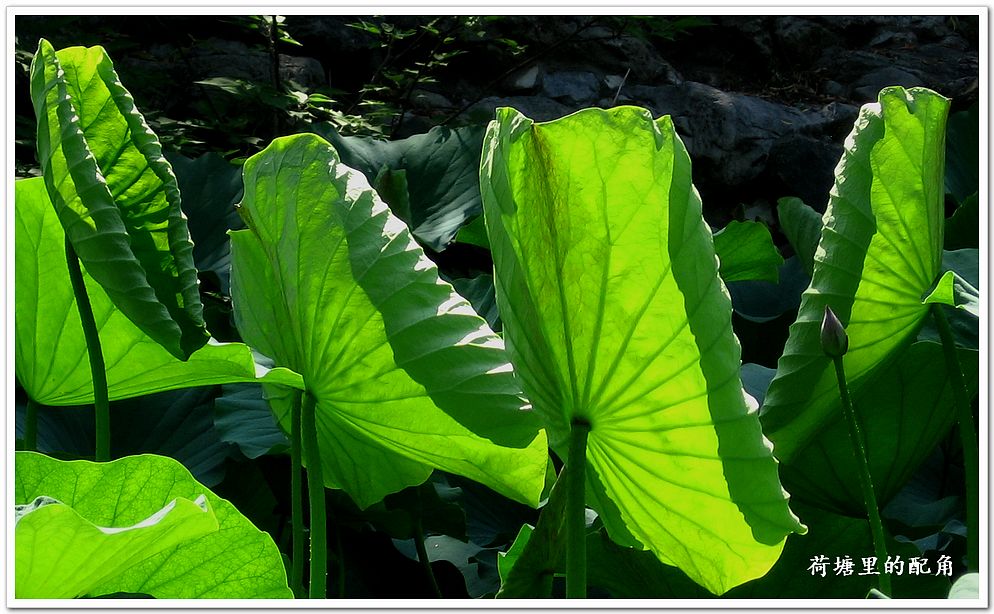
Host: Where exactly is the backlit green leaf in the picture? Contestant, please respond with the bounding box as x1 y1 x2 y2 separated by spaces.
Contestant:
762 87 951 463
229 133 547 509
14 177 289 406
480 105 804 594
16 493 217 599
29 39 208 359
713 220 783 283
15 452 291 598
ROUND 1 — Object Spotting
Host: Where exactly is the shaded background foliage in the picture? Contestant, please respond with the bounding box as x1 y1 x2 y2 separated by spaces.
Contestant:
14 14 980 598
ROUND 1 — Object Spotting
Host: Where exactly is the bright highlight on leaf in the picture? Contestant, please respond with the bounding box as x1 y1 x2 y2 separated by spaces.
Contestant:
762 87 952 464
29 39 208 360
480 105 804 594
15 452 291 598
229 133 548 509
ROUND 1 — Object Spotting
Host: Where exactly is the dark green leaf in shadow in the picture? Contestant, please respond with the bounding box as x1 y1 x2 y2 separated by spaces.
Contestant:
924 271 979 317
454 214 490 249
944 192 978 250
713 220 783 283
918 250 979 350
447 473 540 548
726 257 809 323
574 501 952 598
776 196 823 277
944 104 978 204
111 387 232 486
585 529 711 598
496 466 569 598
213 383 289 459
167 151 244 293
883 444 967 557
741 363 776 407
372 167 413 225
29 39 208 359
309 123 487 251
776 340 978 514
450 274 501 332
727 502 952 599
923 248 980 318
393 535 499 598
230 133 547 509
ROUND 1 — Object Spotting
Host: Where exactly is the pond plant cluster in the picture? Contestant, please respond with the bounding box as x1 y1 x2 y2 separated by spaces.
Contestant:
12 30 980 601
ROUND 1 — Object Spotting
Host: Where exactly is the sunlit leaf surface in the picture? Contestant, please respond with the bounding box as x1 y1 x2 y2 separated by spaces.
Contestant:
762 87 951 463
230 133 547 509
481 105 804 594
30 39 208 359
15 452 291 598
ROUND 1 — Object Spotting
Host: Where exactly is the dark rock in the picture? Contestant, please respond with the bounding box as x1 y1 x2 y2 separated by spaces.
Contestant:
466 95 572 124
868 29 917 48
188 39 325 90
773 16 842 67
541 70 602 104
767 134 844 211
851 67 924 102
822 80 847 98
506 65 541 92
599 34 683 83
409 89 454 111
622 81 860 211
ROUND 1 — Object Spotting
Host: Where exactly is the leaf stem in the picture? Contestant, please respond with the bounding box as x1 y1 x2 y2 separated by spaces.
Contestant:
301 391 327 598
831 356 891 596
413 493 442 598
931 304 978 571
290 389 305 598
23 398 39 451
566 419 590 599
64 237 110 462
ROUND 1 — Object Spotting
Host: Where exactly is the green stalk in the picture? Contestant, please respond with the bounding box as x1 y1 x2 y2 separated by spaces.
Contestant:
290 390 305 598
300 392 327 598
931 304 978 571
64 237 110 462
832 356 891 596
23 399 39 451
566 419 590 599
412 503 442 598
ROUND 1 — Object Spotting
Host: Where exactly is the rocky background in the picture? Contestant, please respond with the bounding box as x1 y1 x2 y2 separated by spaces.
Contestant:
15 15 979 226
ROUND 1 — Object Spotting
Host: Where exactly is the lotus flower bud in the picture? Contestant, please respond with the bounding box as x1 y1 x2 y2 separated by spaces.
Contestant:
820 306 849 358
